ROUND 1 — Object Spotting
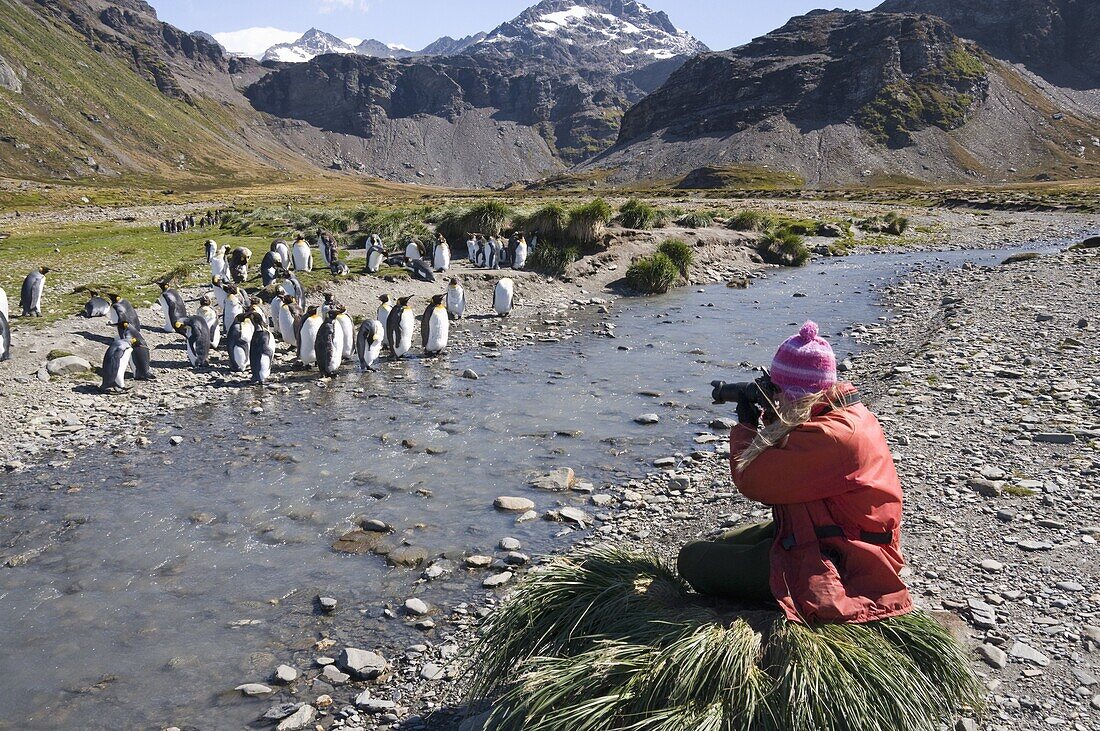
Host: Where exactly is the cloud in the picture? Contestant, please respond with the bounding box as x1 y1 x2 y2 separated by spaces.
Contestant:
213 27 303 58
318 0 370 13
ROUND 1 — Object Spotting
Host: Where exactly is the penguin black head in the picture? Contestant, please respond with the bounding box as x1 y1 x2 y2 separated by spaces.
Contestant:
279 294 295 305
323 292 336 305
295 233 305 242
449 277 461 286
398 296 413 308
250 296 263 308
108 293 121 303
431 294 445 306
305 305 320 317
157 281 170 292
271 242 280 251
379 294 391 304
40 266 52 275
200 293 214 307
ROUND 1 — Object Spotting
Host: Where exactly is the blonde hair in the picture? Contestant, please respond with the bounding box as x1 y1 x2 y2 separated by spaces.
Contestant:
736 384 847 470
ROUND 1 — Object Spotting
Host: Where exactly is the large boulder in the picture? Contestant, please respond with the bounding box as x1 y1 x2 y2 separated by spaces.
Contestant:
338 647 388 680
46 355 92 376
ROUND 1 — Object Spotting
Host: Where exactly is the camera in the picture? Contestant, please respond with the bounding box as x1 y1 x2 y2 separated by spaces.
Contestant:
711 371 778 425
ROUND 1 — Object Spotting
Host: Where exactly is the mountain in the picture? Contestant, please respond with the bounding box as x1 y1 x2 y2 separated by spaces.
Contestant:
355 39 415 59
262 28 357 63
587 9 1100 187
876 0 1100 90
473 0 707 69
246 0 709 182
418 33 487 57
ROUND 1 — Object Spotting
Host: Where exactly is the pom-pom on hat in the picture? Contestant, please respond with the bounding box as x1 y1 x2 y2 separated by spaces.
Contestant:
769 321 837 398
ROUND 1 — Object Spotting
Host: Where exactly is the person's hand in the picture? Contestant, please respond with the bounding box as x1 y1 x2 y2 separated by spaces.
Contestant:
736 397 761 429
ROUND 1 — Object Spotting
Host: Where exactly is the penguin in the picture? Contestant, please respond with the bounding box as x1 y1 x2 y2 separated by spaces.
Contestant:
155 281 187 333
260 245 281 287
273 239 291 269
318 230 338 269
100 337 133 393
222 286 244 338
330 259 350 276
433 235 451 272
315 309 343 377
296 305 323 366
291 235 312 272
355 319 384 371
176 315 211 368
513 236 528 270
466 235 478 263
277 294 300 347
228 247 251 284
377 294 394 349
0 311 10 362
226 311 254 372
129 329 155 381
210 245 228 280
20 266 49 317
198 293 221 349
480 237 496 269
281 270 305 308
408 259 436 283
492 237 505 270
386 296 415 359
107 294 141 331
405 240 422 262
82 290 111 318
335 306 354 360
421 294 449 356
494 277 514 317
366 235 385 274
204 239 217 263
446 277 466 320
211 277 228 310
248 312 274 384
0 285 8 322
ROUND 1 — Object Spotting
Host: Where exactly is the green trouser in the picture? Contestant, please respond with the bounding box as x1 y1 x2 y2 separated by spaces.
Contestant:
677 521 776 603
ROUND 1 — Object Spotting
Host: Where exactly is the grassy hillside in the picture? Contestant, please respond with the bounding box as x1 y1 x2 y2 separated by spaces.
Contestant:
0 0 308 185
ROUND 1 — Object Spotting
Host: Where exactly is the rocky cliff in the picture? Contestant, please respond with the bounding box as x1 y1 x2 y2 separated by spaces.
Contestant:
589 9 1100 187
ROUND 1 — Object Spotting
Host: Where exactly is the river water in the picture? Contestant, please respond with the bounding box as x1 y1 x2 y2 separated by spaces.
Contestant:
0 246 1056 729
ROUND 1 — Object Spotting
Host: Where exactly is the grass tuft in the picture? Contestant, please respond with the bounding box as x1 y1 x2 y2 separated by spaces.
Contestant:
618 199 661 230
626 253 680 295
657 239 695 279
463 547 984 731
567 198 614 249
760 228 811 266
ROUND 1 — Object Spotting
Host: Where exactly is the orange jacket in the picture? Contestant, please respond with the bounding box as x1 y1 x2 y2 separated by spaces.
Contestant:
729 385 912 624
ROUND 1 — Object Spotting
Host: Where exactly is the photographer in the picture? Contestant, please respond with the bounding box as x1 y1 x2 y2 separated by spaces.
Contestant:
678 321 912 625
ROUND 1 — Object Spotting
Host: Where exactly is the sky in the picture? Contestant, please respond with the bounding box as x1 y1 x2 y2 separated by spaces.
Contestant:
151 1 880 57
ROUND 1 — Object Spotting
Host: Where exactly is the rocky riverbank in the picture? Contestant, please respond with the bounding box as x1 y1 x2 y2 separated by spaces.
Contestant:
347 247 1099 731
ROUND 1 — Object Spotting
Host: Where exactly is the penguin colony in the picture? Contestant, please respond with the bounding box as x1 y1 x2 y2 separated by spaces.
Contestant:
0 228 520 392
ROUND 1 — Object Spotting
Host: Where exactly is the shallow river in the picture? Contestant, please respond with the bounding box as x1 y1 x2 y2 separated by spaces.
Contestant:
0 246 1058 729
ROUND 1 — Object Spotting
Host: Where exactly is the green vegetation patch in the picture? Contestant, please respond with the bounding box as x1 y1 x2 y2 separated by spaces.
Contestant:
626 252 680 294
657 239 695 279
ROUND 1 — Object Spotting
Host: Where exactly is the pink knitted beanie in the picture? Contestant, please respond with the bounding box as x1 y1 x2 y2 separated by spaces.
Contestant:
770 321 837 398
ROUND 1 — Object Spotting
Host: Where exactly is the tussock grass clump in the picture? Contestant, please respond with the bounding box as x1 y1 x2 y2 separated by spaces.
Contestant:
626 252 680 294
567 198 614 248
526 242 579 277
728 209 772 232
658 238 694 279
860 212 910 236
761 227 811 267
617 198 660 230
517 203 569 242
464 547 984 731
677 210 716 228
433 202 513 242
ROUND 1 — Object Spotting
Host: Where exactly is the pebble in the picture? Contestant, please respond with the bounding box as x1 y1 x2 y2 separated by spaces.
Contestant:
634 413 660 425
420 663 444 681
1008 641 1051 667
274 664 297 683
275 704 316 731
494 496 535 512
404 598 430 616
977 644 1008 669
483 571 513 588
338 648 387 680
234 683 273 697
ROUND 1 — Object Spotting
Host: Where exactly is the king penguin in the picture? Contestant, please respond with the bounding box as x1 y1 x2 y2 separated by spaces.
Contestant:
226 310 254 372
210 245 228 280
273 239 291 269
421 294 449 356
296 305 323 366
281 270 305 308
100 337 133 393
433 235 451 272
366 235 385 274
204 239 217 263
82 290 111 318
335 306 354 360
197 293 221 349
386 296 415 359
446 277 465 320
494 277 515 317
291 234 312 272
129 328 154 381
315 309 343 377
377 294 394 349
260 244 281 287
356 319 384 371
0 311 10 362
176 315 211 368
277 295 300 347
156 281 187 333
249 311 274 384
107 294 141 331
513 236 528 270
228 247 251 284
222 285 244 337
0 284 8 322
20 266 49 317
